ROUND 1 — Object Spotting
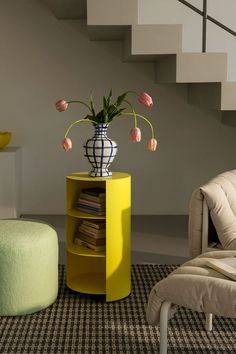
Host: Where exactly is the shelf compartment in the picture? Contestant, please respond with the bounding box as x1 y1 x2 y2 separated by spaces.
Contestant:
66 252 106 295
66 177 106 212
66 215 106 248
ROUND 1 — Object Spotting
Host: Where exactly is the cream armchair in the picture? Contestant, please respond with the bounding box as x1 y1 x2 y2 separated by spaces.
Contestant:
146 169 236 354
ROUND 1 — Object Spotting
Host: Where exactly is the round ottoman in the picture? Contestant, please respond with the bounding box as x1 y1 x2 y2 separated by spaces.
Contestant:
0 219 58 316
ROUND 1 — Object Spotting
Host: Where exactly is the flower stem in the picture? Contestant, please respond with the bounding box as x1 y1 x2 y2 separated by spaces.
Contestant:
123 100 137 128
126 90 138 96
122 112 155 138
67 100 93 113
133 109 137 128
64 119 95 138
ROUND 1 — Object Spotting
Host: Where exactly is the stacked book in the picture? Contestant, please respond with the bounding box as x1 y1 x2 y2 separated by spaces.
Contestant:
74 219 106 252
76 187 106 216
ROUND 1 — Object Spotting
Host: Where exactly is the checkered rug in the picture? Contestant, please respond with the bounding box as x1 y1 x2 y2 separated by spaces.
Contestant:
0 265 235 353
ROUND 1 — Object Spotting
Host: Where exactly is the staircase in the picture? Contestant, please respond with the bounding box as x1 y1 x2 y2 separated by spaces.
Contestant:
45 0 236 126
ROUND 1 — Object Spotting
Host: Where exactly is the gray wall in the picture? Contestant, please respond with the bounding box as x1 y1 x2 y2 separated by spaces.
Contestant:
1 0 236 215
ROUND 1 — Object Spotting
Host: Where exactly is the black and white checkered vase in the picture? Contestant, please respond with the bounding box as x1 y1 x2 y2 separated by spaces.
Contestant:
84 123 118 177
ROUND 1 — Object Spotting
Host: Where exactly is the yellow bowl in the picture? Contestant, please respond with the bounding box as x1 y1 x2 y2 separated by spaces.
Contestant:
0 132 12 149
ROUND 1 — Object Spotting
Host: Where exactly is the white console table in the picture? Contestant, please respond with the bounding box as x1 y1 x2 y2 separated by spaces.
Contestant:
0 147 21 218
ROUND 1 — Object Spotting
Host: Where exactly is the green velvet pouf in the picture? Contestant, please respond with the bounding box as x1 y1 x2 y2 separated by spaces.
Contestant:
0 219 58 316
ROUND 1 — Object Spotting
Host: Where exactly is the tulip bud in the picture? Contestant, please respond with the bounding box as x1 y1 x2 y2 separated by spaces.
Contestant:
148 138 157 151
62 137 72 151
130 127 141 142
138 92 153 108
55 99 68 112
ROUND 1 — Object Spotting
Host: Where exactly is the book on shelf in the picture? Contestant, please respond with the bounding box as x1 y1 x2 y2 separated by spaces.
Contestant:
79 192 105 203
82 220 106 230
77 204 105 216
77 197 105 209
79 225 106 239
74 237 106 252
82 187 106 197
76 187 106 216
76 232 106 246
206 256 236 281
80 223 105 233
77 202 105 211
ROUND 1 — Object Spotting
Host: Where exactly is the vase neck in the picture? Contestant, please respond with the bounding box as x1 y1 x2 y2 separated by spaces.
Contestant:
94 123 109 138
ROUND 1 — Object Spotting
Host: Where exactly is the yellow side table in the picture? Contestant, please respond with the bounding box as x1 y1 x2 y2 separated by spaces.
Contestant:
66 172 131 301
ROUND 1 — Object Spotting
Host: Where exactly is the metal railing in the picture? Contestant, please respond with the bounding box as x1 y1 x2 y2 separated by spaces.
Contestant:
178 0 236 52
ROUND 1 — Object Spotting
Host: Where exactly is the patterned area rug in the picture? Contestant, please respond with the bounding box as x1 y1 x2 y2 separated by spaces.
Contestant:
0 265 235 353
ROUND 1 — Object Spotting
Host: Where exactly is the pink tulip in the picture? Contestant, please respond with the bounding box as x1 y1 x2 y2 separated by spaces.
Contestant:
138 92 153 108
62 137 72 151
148 138 157 151
55 99 68 112
130 127 141 142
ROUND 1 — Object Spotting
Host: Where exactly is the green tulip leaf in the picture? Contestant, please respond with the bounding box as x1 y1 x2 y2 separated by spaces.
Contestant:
116 92 129 106
89 94 96 117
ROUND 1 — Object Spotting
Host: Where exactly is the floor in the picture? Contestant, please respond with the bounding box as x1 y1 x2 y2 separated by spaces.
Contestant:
23 215 190 265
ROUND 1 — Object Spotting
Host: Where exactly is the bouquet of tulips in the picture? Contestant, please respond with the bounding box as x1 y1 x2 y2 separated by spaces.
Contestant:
55 90 157 151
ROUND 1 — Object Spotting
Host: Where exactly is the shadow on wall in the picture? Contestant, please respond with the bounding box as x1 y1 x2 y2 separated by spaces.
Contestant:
132 215 188 238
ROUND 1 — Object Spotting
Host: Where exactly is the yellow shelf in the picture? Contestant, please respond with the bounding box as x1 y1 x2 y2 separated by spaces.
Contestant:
67 273 106 295
66 172 131 301
68 208 106 220
67 243 106 258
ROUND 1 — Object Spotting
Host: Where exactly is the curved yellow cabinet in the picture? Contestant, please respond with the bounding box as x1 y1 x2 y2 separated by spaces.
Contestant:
66 172 131 301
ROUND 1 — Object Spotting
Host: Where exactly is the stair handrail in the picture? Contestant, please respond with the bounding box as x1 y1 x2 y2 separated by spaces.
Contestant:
177 0 236 52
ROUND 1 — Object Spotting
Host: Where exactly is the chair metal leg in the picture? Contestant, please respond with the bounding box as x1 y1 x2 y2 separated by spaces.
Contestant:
205 313 213 331
159 301 172 354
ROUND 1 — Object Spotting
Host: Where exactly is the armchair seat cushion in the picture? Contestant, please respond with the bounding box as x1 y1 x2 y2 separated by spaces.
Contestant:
146 250 236 326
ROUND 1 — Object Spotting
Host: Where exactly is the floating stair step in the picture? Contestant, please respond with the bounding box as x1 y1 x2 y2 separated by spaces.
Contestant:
86 0 137 40
131 24 182 55
123 30 166 62
156 53 227 83
87 0 137 26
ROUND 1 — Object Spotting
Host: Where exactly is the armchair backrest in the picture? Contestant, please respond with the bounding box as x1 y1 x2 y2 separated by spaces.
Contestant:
188 170 236 257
